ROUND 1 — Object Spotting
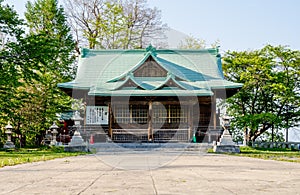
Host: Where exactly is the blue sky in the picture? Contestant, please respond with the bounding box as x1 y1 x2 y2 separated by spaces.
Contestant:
4 0 300 52
147 0 300 52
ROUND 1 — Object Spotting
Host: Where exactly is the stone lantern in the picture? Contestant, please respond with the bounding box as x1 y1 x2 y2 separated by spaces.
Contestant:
4 122 15 149
69 111 85 146
213 114 240 153
50 122 59 146
222 115 231 135
223 115 231 127
72 111 82 127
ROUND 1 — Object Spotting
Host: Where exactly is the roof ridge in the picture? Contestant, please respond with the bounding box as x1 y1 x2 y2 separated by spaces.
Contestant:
80 47 219 58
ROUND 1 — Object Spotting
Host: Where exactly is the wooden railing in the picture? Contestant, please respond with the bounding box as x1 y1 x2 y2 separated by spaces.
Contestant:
112 129 148 142
153 129 189 142
112 128 190 142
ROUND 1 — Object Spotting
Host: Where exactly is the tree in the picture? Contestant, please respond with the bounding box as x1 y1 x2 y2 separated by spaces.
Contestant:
223 45 300 143
178 35 220 49
0 0 31 146
0 0 25 123
121 0 167 49
11 0 75 146
178 35 206 49
0 0 75 147
62 0 167 51
25 0 76 80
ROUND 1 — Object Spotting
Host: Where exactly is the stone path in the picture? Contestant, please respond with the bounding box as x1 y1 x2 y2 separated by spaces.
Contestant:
0 151 300 195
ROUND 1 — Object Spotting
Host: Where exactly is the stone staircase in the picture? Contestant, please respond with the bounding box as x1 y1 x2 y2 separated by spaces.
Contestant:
88 142 213 153
75 125 213 153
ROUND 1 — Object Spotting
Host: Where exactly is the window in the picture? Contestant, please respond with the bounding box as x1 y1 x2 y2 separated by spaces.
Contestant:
153 104 188 125
170 105 188 123
113 104 148 124
112 104 188 126
113 105 130 124
132 105 148 124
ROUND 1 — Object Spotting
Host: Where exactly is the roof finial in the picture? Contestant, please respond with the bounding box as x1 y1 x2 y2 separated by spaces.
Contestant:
146 44 156 52
81 48 88 58
216 45 221 57
216 45 220 53
146 44 157 57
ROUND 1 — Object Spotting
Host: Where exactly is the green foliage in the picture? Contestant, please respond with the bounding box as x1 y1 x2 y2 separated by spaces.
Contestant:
0 0 75 147
87 1 127 49
261 129 285 142
49 146 65 153
223 45 300 142
25 0 76 80
0 1 26 143
229 127 244 143
0 0 24 39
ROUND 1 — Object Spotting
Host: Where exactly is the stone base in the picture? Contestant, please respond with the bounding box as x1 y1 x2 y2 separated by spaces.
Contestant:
4 141 15 149
69 131 85 146
213 145 240 153
64 145 88 152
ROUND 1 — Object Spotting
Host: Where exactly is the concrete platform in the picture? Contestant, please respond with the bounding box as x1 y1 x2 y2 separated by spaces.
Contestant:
0 150 300 194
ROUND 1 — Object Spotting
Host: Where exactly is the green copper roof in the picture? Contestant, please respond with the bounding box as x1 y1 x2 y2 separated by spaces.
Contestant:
58 46 242 97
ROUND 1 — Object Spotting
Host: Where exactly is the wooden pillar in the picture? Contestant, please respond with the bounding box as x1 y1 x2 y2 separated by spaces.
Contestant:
148 100 153 141
212 91 217 130
108 103 113 139
188 104 193 141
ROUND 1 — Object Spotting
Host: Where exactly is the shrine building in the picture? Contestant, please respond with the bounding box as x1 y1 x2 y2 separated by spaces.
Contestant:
58 46 242 143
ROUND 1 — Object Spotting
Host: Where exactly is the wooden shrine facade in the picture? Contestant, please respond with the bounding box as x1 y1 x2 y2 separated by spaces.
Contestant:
69 92 226 143
59 46 242 143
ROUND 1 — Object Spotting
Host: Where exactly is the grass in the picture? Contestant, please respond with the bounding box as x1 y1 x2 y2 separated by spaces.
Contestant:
230 146 300 163
0 147 87 168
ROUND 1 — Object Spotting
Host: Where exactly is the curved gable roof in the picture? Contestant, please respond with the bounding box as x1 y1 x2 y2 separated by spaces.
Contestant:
58 46 242 97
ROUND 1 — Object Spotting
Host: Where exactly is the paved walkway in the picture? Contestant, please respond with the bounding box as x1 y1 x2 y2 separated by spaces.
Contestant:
0 150 300 195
